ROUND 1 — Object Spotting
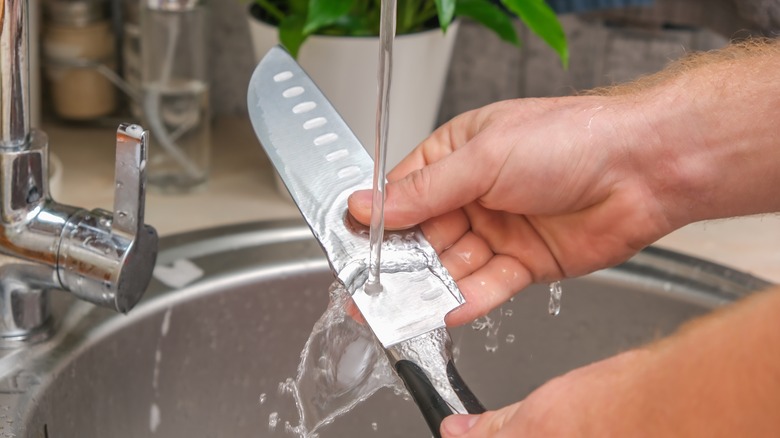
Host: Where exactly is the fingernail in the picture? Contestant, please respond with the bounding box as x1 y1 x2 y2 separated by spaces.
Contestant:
349 190 372 209
442 414 479 437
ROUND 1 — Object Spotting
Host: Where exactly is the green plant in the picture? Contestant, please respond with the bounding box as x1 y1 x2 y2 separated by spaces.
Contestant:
252 0 568 67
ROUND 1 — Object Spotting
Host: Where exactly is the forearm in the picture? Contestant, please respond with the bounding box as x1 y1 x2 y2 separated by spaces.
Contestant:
618 39 780 228
440 287 780 438
633 287 780 435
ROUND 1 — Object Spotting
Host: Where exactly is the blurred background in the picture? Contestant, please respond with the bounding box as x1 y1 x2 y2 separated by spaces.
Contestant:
36 0 777 124
32 0 780 282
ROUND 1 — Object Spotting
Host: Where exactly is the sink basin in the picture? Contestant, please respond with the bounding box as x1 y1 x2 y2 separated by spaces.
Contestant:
0 220 770 437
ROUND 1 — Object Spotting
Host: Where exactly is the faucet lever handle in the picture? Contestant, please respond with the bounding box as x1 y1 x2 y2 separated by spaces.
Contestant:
56 123 158 313
112 123 148 239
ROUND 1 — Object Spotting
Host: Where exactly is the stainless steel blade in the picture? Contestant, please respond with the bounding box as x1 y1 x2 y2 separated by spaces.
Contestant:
247 46 464 347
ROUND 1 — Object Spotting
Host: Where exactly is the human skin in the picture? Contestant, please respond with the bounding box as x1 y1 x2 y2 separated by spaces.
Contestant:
441 287 780 437
347 40 780 436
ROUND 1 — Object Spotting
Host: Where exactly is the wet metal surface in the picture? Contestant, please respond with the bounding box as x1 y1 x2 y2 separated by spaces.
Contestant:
0 220 770 437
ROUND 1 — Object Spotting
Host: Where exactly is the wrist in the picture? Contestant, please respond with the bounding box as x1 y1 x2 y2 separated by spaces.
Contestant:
629 44 780 226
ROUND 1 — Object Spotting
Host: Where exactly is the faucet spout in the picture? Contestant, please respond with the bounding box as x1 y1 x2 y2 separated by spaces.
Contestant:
0 0 31 148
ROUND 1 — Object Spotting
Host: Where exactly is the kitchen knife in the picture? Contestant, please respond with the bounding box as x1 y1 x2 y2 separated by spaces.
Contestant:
247 46 485 436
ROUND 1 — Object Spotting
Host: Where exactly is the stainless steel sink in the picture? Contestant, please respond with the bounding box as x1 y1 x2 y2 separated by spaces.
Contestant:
0 220 770 437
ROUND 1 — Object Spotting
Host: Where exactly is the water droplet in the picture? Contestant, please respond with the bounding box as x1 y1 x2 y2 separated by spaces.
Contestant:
149 403 161 433
371 422 378 431
548 281 563 316
471 317 489 331
258 393 267 405
268 412 279 431
504 309 513 317
277 377 294 395
161 308 172 336
505 334 515 344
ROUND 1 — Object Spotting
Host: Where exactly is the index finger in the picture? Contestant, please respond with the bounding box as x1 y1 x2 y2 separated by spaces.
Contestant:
387 108 487 182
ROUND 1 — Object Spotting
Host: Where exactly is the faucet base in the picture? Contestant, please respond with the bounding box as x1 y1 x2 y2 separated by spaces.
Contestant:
0 281 51 347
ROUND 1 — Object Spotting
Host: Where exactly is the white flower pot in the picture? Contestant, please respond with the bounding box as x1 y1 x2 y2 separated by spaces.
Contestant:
247 14 459 170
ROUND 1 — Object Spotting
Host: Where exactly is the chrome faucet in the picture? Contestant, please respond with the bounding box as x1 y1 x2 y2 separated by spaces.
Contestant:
0 0 158 344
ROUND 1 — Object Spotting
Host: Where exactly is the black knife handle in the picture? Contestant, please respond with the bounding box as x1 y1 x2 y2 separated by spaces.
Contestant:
394 358 486 438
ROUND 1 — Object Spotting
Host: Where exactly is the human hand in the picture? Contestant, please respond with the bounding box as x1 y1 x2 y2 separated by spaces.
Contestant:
441 349 649 437
348 96 674 326
440 288 780 437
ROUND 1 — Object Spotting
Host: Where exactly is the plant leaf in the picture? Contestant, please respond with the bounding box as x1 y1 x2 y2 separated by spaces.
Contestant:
279 14 308 58
501 0 568 68
435 0 456 31
455 0 519 45
289 0 309 15
304 0 354 35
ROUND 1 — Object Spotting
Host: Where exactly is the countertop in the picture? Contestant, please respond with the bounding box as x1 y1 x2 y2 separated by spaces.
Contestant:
47 117 780 284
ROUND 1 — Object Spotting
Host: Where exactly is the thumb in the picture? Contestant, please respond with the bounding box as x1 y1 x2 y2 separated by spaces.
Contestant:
441 404 521 438
347 146 495 229
441 414 481 437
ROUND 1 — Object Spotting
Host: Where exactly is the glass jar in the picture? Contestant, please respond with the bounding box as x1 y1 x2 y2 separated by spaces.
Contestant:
141 0 210 193
122 0 143 119
42 0 117 120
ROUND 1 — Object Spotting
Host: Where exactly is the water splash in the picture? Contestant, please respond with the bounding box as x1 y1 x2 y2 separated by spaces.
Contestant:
471 310 505 353
278 282 404 437
268 412 279 432
149 403 161 433
548 281 563 316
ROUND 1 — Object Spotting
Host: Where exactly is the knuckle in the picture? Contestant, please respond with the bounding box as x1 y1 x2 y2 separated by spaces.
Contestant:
405 168 432 199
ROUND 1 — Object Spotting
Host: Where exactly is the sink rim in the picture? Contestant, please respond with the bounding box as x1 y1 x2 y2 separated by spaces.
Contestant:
0 219 773 436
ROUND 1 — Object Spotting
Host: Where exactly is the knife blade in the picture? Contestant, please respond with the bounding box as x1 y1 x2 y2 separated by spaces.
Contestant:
246 46 465 348
248 47 487 437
